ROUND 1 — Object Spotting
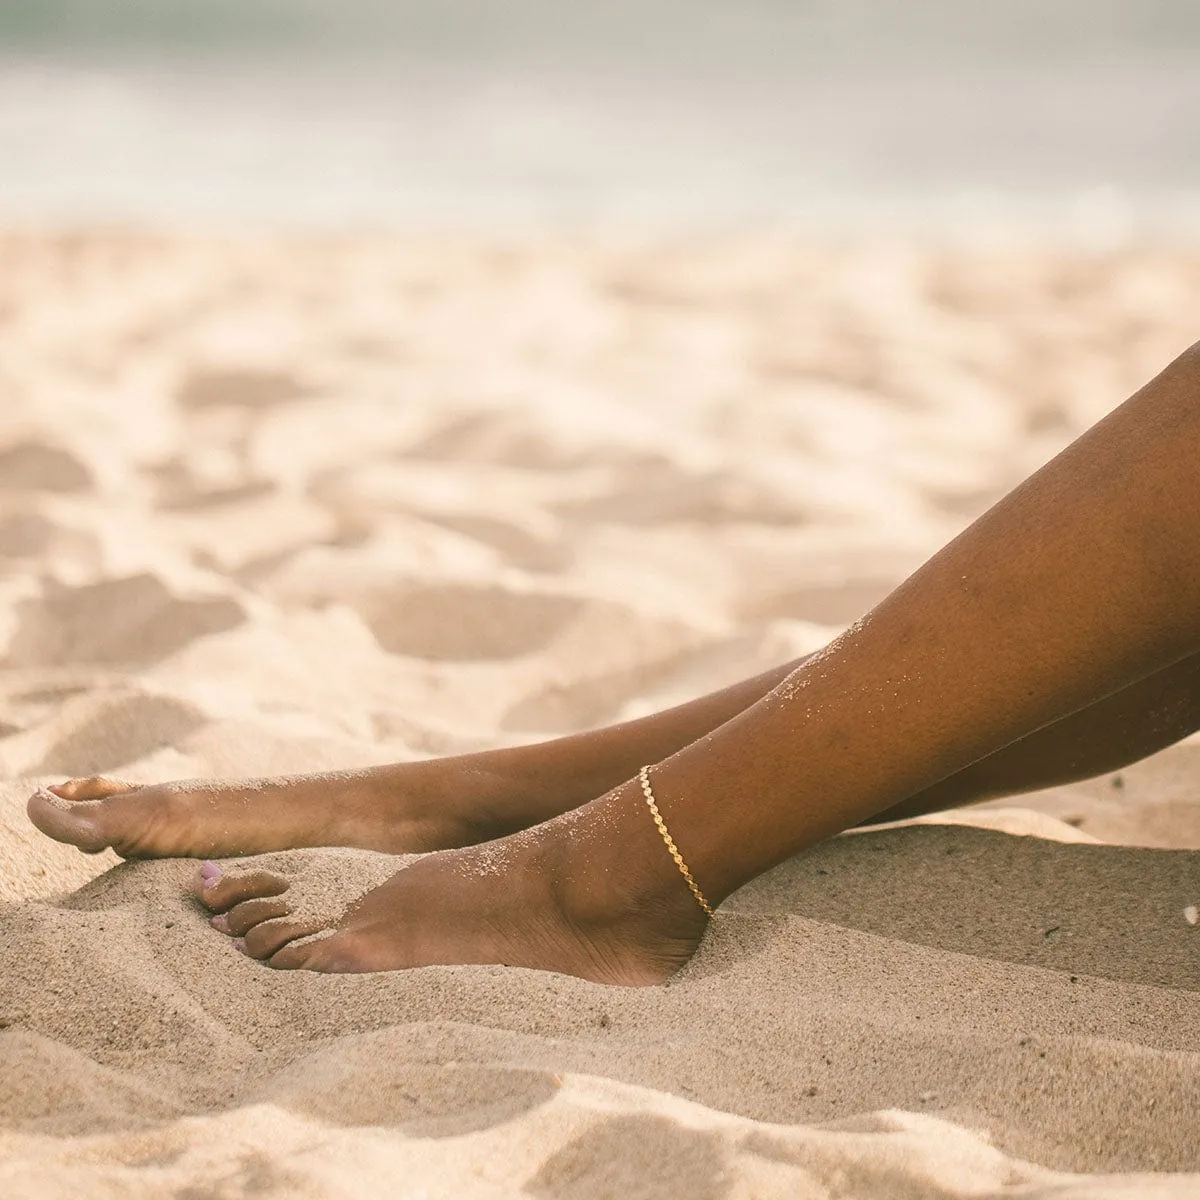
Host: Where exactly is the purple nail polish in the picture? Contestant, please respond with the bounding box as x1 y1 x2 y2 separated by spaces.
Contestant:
200 861 221 885
232 938 246 953
210 914 229 932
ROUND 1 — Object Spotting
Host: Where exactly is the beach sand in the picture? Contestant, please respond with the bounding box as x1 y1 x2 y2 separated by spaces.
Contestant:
0 229 1197 1197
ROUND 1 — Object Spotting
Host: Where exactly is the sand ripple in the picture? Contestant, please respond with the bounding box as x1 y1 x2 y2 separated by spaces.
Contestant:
0 231 1197 1196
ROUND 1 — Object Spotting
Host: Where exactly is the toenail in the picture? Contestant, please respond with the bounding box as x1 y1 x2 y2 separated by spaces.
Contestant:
232 938 246 953
200 861 222 885
210 914 230 932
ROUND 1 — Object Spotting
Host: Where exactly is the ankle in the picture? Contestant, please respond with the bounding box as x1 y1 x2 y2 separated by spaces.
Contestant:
361 756 555 847
443 749 592 840
540 781 713 946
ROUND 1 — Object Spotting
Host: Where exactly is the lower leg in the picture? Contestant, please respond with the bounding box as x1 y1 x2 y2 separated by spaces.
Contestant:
29 636 1200 859
25 660 799 859
863 649 1200 822
498 644 1200 829
206 342 1200 980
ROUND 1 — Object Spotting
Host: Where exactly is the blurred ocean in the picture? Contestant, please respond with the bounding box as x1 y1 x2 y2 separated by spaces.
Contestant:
1 0 1199 231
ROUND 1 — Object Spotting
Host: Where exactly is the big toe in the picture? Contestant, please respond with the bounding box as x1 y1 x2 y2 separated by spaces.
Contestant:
28 780 187 858
27 787 120 853
268 929 363 972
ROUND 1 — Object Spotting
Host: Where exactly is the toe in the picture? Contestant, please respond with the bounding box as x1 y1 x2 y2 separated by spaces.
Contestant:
268 936 332 971
241 917 325 960
217 896 293 937
268 926 388 974
27 788 115 853
30 781 177 858
49 776 140 801
197 868 290 912
270 932 376 972
265 940 311 970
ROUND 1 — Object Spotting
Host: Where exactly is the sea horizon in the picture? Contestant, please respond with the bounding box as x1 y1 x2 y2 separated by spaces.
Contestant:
2 0 1198 234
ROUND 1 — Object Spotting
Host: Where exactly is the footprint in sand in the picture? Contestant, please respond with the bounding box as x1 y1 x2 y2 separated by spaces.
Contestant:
555 461 803 527
360 583 584 662
0 441 94 493
3 689 209 779
423 512 569 573
401 410 587 471
4 575 247 669
176 366 310 412
0 513 56 558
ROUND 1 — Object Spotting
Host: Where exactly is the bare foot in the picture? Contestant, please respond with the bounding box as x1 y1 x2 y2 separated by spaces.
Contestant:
25 760 543 860
193 788 711 986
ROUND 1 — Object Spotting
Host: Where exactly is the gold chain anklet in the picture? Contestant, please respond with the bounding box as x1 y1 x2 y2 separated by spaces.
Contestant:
637 765 715 918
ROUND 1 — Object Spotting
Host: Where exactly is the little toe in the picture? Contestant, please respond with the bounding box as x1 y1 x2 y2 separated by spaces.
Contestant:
241 917 326 961
197 868 290 912
218 896 293 937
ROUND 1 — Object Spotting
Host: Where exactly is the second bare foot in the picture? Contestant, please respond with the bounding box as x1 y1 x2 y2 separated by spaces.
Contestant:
25 760 541 860
194 803 711 987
